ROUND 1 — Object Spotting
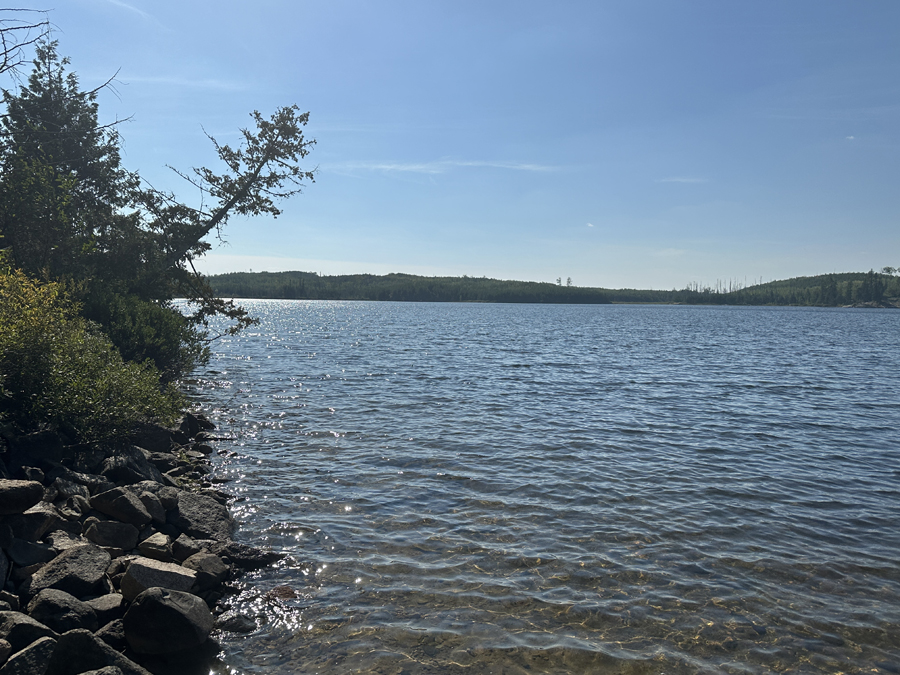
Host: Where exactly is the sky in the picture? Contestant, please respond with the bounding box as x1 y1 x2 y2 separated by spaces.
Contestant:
14 1 900 289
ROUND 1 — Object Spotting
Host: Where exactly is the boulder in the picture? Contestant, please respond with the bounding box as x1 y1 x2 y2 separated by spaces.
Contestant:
215 612 256 633
120 483 178 511
84 595 125 628
50 479 89 502
26 590 97 634
0 481 43 516
89 490 150 527
45 629 151 675
21 545 111 600
136 533 172 563
4 540 54 568
208 540 284 571
0 524 12 549
178 414 201 439
181 553 228 592
3 503 59 542
170 535 201 563
128 423 174 454
146 453 178 473
0 635 56 675
122 588 213 655
0 612 58 653
42 531 87 553
0 593 17 613
93 619 125 651
166 492 234 542
6 432 64 473
119 557 197 601
0 554 8 587
84 521 139 551
99 447 163 487
0 639 10 666
137 493 165 526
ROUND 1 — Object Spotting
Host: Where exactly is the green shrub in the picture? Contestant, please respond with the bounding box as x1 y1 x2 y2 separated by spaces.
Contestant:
0 263 184 442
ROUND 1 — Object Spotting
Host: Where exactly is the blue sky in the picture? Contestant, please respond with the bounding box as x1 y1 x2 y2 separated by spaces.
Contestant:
29 1 900 288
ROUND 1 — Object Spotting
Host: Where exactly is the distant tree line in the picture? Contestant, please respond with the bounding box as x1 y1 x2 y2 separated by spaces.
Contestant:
208 269 900 307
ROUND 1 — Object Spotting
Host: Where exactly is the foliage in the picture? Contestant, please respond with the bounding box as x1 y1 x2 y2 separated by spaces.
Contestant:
0 261 183 441
0 40 315 379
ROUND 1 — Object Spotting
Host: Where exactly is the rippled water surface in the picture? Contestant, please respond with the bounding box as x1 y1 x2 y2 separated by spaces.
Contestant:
192 302 900 674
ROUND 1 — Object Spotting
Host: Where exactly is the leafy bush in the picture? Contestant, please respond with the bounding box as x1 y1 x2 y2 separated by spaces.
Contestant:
0 262 184 442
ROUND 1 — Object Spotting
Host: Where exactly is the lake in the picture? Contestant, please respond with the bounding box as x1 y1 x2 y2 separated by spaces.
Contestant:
191 301 900 674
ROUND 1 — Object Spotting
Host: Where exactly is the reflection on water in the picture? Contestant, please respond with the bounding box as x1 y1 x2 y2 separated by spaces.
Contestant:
192 302 900 674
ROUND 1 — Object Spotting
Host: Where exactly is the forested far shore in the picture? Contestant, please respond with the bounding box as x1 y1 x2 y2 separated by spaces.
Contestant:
208 269 900 307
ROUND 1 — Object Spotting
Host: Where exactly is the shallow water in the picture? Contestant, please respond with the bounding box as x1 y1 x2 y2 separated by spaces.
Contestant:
191 302 900 674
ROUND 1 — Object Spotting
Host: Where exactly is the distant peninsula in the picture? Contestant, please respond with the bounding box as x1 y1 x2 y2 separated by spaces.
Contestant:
207 270 899 307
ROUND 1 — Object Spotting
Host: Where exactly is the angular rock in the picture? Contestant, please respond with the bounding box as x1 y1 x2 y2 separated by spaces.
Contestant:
5 504 60 542
20 468 44 484
0 594 17 613
128 423 174 454
21 545 111 600
45 468 113 498
122 588 213 655
45 629 151 675
50 478 89 502
146 453 178 473
84 521 139 551
118 557 197 601
78 669 122 675
181 553 228 592
0 639 10 666
215 612 256 633
93 619 125 651
4 540 54 568
137 493 164 526
136 533 172 563
208 540 284 571
192 443 214 456
26 590 97 634
0 481 43 516
0 635 56 675
83 595 125 628
178 414 200 439
119 483 177 511
166 491 234 542
0 612 58 653
99 447 163 487
170 534 201 563
89 490 150 527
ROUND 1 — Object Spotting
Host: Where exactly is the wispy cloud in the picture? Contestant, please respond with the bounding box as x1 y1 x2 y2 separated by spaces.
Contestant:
656 177 708 184
327 158 558 175
103 0 153 21
587 223 594 227
846 135 855 140
121 75 247 91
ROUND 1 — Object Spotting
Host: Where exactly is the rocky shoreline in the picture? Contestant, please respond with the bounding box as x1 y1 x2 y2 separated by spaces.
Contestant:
0 413 279 675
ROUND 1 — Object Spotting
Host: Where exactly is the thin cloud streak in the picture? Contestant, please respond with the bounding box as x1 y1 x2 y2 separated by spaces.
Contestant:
103 0 153 21
121 75 247 91
327 158 559 175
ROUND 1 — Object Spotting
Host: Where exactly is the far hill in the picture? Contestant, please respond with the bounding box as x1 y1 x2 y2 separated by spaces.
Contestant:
207 270 900 307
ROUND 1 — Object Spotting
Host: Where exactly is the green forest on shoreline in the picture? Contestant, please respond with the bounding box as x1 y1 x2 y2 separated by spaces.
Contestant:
209 269 900 307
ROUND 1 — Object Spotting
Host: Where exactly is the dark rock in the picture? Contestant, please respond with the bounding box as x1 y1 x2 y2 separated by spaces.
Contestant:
59 445 106 476
136 534 172 563
214 612 256 633
0 525 13 549
128 423 174 454
77 668 122 675
0 635 56 675
0 594 17 613
6 432 64 473
181 553 228 592
26 590 97 634
4 504 60 542
0 638 10 666
83 595 124 628
50 479 89 502
99 448 162 487
195 416 215 432
122 588 213 655
4 541 54 568
146 453 177 473
93 619 125 651
208 541 284 571
166 492 234 542
178 415 200 439
10 563 44 584
84 522 139 551
191 444 213 456
0 481 43 516
45 629 151 675
136 493 164 526
119 557 196 601
170 535 201 563
119 483 177 512
21 545 111 600
0 612 58 653
0 553 8 587
89 490 150 528
20 468 44 485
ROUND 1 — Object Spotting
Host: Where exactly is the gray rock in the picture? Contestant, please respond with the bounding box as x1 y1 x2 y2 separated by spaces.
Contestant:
166 491 234 542
122 588 213 655
50 479 89 502
0 638 10 666
0 482 43 516
4 541 54 568
4 504 60 542
21 545 111 600
84 521 139 551
118 557 197 601
93 619 124 651
20 468 44 485
0 635 56 675
89 490 150 527
26 590 97 634
0 524 13 549
45 629 151 675
208 540 284 571
44 469 112 498
99 447 163 487
0 593 18 613
170 534 201 563
181 553 228 592
0 612 58 653
77 668 122 675
215 612 256 633
83 595 124 628
137 493 164 526
43 532 86 556
136 533 172 563
128 423 174 454
0 553 8 588
147 453 178 473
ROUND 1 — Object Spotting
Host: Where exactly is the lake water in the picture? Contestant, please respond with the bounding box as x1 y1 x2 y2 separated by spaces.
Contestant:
190 301 900 674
